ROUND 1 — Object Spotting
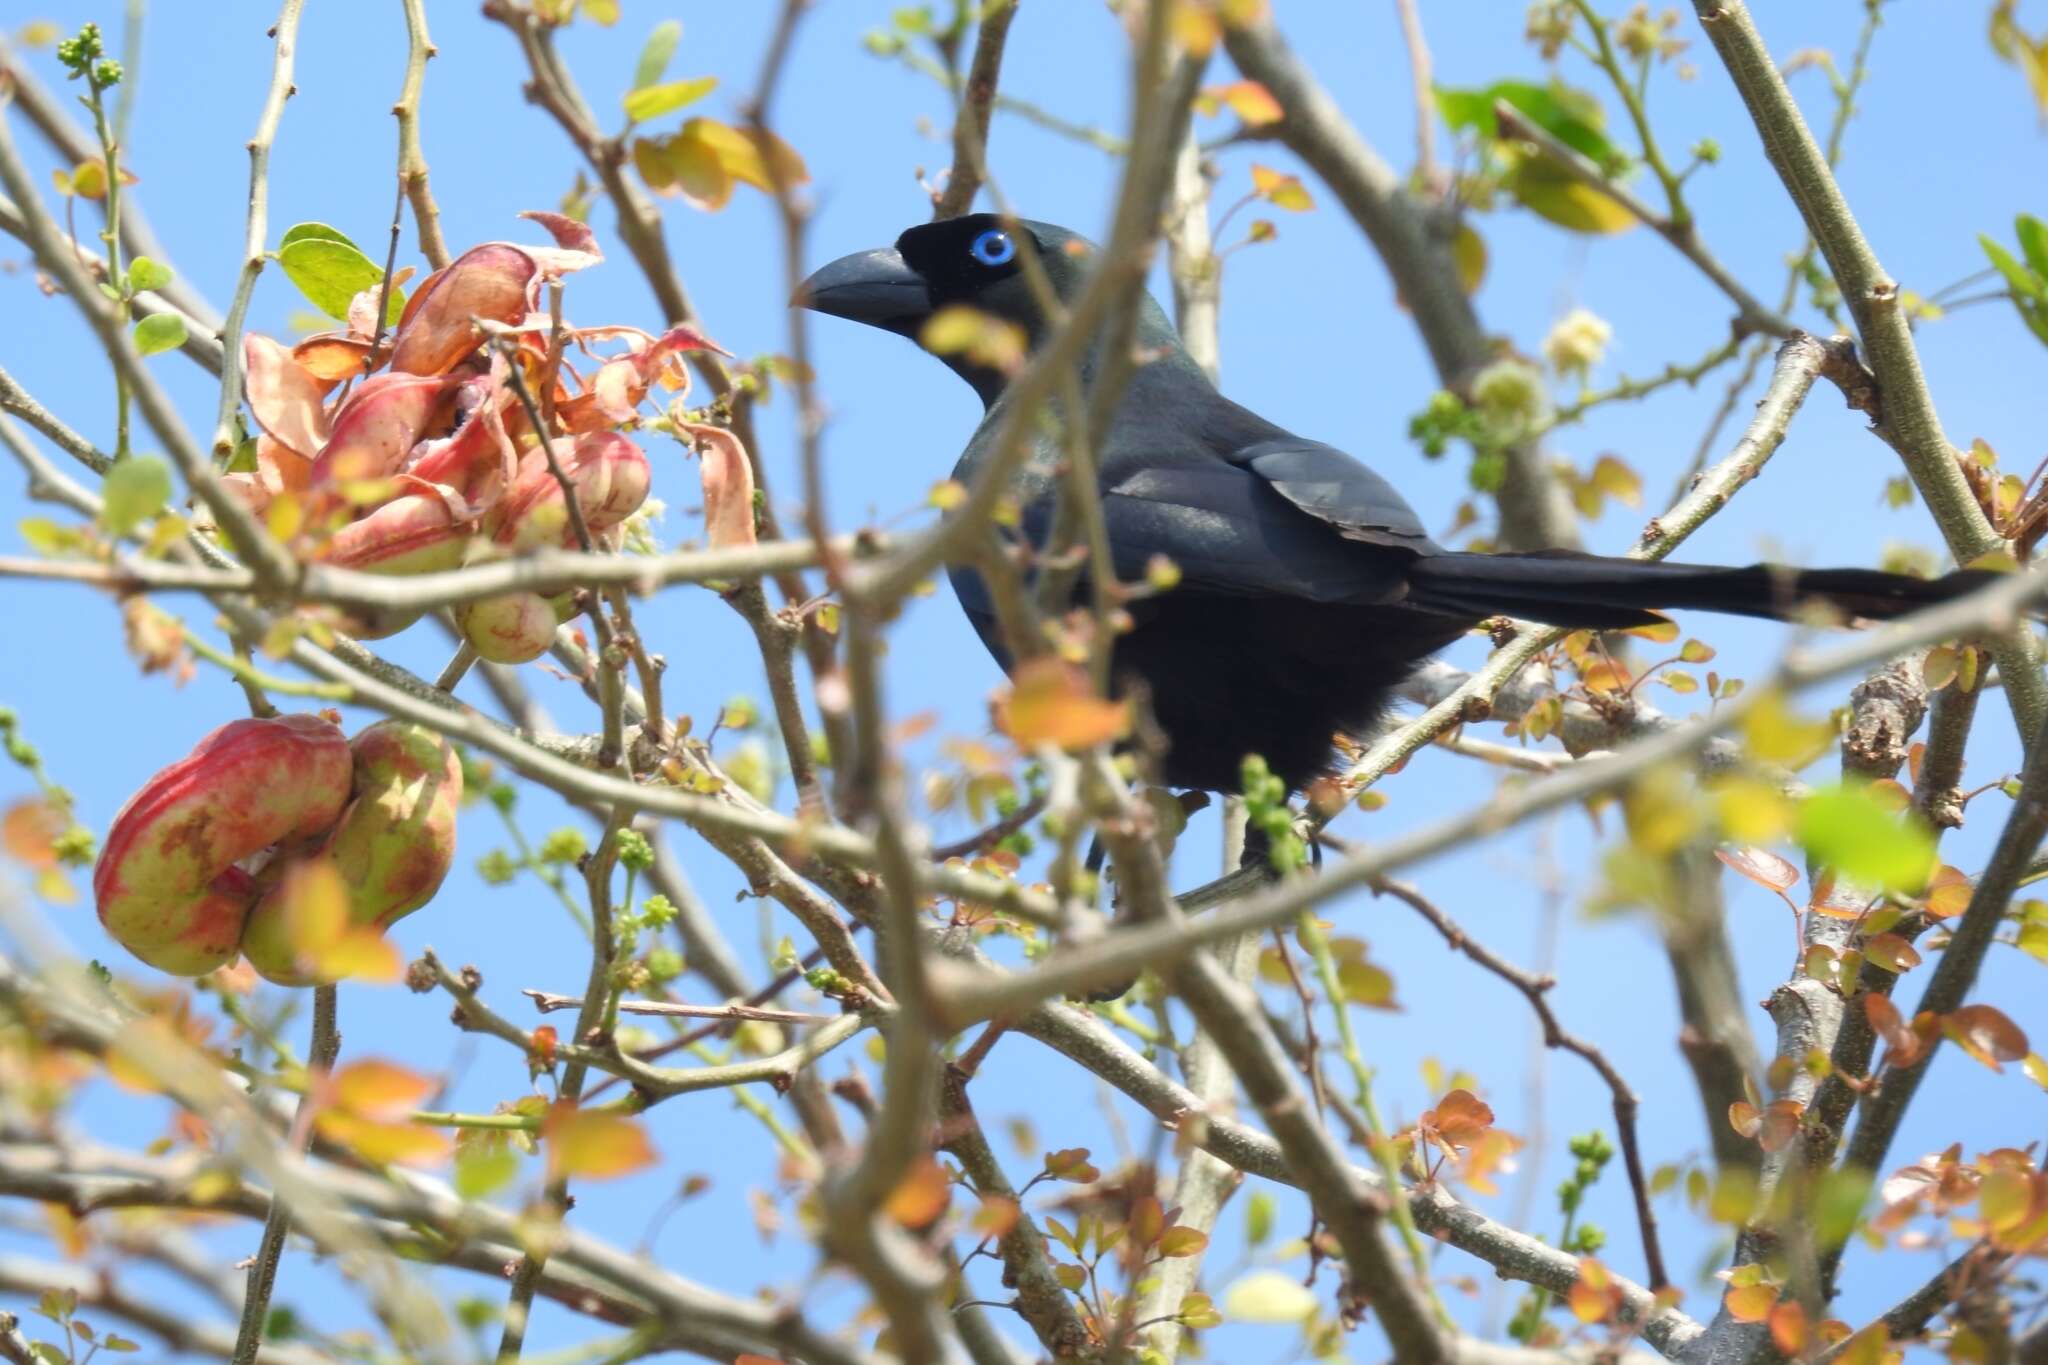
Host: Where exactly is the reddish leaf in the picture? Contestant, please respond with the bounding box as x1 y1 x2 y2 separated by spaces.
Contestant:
1715 845 1800 894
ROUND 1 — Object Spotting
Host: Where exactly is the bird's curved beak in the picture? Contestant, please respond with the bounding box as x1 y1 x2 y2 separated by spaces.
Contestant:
794 247 931 335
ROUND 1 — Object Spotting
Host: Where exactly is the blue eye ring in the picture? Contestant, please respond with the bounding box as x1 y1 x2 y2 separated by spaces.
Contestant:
969 228 1016 267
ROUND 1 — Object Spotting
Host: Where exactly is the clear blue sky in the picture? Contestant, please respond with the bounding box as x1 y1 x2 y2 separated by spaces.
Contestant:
3 1 2045 1360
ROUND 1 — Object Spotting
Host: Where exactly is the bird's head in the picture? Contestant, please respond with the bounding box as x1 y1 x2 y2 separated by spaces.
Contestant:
796 214 1095 400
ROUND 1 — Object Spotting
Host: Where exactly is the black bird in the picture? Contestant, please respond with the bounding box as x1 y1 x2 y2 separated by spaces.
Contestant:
799 214 1984 795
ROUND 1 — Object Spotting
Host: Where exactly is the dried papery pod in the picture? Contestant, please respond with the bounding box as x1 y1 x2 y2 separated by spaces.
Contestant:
555 323 727 433
291 333 376 385
681 422 756 549
243 334 330 459
489 431 651 551
453 591 561 664
306 371 457 495
93 714 353 975
241 720 461 986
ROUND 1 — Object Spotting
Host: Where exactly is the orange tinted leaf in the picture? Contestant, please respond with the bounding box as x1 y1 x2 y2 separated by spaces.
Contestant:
1568 1258 1614 1323
1045 1147 1099 1183
1925 865 1973 918
884 1156 951 1227
1429 1089 1494 1146
1208 80 1283 124
1728 1101 1762 1138
1 799 65 870
1757 1100 1803 1153
1863 933 1922 974
995 658 1130 751
971 1195 1019 1239
1768 1299 1809 1354
330 1059 436 1122
1159 1225 1210 1257
1715 846 1800 894
544 1105 659 1180
1943 1004 2029 1073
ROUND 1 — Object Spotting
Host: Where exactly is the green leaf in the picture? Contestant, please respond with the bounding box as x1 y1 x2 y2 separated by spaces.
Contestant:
18 517 94 557
1435 78 1626 170
454 1142 520 1200
1981 235 2048 346
132 311 188 356
632 18 681 91
2018 214 2048 281
581 0 620 24
277 237 384 320
1982 235 2046 301
623 75 717 123
279 221 363 253
100 455 172 536
101 1335 142 1353
1797 784 1936 893
126 255 172 294
31 1344 66 1365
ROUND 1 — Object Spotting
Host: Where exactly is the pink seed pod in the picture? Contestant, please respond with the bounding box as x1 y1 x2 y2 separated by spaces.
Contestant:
307 372 456 493
241 720 462 986
93 714 353 976
388 243 539 377
488 432 651 552
317 492 474 640
455 592 560 664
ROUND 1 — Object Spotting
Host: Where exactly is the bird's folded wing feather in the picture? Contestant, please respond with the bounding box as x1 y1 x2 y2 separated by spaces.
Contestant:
1231 438 1438 551
1099 458 1413 604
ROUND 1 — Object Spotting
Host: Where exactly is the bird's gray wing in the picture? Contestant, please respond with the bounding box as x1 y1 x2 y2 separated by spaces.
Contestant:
1097 460 1412 604
1227 438 1437 552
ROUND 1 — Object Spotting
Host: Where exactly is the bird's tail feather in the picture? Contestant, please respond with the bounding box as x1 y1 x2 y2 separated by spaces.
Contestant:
1404 550 1997 631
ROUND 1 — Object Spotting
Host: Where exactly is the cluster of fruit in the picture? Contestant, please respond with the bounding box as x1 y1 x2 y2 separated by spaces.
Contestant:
93 715 459 982
223 211 722 662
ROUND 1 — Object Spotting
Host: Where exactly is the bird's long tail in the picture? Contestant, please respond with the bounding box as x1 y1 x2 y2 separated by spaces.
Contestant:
1404 549 1998 631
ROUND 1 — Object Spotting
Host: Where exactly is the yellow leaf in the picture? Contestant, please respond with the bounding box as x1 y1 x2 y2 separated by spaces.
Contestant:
995 658 1129 751
330 1059 437 1122
544 1105 659 1180
1249 163 1315 212
1723 1282 1778 1323
1201 79 1282 125
1709 775 1794 843
314 1111 451 1167
1506 158 1637 234
1741 690 1833 770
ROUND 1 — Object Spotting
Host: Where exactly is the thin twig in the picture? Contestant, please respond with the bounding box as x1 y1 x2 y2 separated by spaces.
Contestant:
395 0 451 269
932 0 1017 218
211 0 308 462
1369 874 1668 1290
230 983 338 1365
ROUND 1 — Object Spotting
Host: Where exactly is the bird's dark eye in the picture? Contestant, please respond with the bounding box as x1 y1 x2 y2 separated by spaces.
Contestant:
968 228 1015 267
